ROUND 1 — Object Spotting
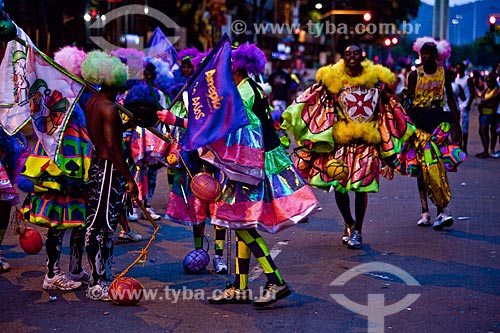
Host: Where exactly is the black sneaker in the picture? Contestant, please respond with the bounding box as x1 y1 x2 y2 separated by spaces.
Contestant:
253 282 291 308
208 284 250 304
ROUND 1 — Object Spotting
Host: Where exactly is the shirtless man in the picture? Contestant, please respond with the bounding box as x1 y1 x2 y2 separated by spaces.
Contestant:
81 51 139 301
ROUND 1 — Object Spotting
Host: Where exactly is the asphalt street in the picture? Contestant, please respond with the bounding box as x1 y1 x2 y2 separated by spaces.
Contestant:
1 113 499 333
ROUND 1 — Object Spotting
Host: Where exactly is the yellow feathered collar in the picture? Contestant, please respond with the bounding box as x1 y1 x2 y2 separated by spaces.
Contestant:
316 59 395 94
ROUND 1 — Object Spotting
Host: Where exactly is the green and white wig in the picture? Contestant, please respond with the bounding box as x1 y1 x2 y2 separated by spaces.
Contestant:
81 50 129 87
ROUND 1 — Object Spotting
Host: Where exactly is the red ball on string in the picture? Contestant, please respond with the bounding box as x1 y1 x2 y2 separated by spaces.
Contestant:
19 227 43 255
109 277 144 306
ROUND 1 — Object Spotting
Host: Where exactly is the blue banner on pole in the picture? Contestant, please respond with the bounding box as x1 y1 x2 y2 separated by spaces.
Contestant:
182 34 249 151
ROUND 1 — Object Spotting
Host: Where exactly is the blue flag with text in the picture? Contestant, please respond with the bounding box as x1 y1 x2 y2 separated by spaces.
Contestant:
182 34 249 151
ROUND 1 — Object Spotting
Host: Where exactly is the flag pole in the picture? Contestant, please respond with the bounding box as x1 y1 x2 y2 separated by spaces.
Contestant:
166 34 230 109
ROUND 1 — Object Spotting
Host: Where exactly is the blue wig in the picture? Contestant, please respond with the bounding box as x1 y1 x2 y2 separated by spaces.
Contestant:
70 103 87 127
168 82 185 101
125 82 161 105
16 175 34 193
0 127 22 181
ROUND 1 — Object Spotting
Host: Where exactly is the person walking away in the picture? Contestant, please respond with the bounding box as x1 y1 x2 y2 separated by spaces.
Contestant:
158 43 321 307
20 46 91 290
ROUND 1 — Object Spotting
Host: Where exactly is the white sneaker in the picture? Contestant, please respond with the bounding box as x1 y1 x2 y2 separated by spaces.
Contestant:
127 208 138 222
433 211 454 230
86 281 111 301
0 255 11 272
141 207 161 221
417 212 431 227
43 273 82 291
213 254 228 274
119 229 143 242
67 270 91 284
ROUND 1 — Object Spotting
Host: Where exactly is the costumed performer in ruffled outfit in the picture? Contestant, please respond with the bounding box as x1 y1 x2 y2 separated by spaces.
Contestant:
396 37 465 229
283 44 415 249
160 48 229 275
158 42 321 307
123 60 167 223
20 46 91 290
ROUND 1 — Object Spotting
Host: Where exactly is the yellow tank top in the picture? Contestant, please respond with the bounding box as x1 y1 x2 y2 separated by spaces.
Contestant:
481 87 499 115
485 86 498 100
413 66 445 108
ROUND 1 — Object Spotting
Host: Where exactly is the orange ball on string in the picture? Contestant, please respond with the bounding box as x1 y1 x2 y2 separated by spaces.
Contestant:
190 172 222 203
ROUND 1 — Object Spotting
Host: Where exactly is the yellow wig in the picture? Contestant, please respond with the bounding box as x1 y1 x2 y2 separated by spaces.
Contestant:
316 59 394 94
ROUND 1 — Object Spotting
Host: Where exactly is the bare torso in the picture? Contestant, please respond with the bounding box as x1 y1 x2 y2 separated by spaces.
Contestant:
84 90 138 198
85 91 122 161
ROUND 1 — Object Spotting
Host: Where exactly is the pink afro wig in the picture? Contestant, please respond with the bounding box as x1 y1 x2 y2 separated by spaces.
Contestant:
54 46 87 78
232 42 267 76
413 37 451 65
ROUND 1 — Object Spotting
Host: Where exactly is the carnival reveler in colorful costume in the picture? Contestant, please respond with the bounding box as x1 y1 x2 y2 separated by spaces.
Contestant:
137 61 169 221
168 47 199 101
81 50 139 301
396 37 465 229
145 57 175 105
111 48 149 225
210 42 320 306
0 127 29 272
19 46 92 290
114 48 174 224
123 59 168 223
159 42 321 306
159 51 229 275
283 44 415 249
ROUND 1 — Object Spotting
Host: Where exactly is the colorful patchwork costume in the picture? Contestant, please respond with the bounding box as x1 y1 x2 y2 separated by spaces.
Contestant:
207 43 320 306
395 37 466 228
283 59 415 193
20 45 91 290
283 53 415 250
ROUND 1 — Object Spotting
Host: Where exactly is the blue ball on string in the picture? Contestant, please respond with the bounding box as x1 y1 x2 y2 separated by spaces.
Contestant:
182 249 210 274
